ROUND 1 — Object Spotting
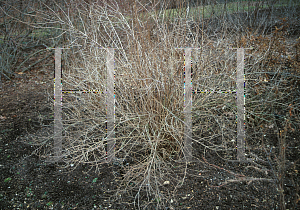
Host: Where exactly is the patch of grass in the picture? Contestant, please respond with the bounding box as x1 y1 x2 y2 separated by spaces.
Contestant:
4 177 11 183
144 0 300 21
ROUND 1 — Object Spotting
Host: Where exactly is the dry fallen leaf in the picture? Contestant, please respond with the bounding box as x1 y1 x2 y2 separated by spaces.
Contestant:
0 115 7 120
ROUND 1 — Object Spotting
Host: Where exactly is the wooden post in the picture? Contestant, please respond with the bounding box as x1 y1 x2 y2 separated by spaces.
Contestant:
236 48 246 161
106 48 115 163
53 48 63 162
183 48 193 162
175 47 201 163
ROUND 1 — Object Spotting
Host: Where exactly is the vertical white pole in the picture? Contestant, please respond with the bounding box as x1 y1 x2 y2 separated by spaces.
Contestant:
236 48 245 161
106 48 115 163
184 48 193 162
54 48 62 162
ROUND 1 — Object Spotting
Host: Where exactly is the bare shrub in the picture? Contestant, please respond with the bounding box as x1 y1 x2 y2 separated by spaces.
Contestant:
16 0 300 209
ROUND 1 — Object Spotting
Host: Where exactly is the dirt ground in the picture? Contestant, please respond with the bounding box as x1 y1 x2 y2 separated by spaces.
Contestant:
1 23 300 210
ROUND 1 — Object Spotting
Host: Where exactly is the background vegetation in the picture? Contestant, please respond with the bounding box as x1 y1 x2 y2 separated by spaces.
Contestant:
1 0 299 209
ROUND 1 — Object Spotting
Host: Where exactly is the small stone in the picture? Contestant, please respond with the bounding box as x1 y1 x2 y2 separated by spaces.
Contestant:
163 181 170 185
